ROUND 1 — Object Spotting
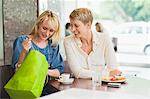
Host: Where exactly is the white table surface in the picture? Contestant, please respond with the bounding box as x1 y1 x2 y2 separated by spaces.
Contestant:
40 88 150 99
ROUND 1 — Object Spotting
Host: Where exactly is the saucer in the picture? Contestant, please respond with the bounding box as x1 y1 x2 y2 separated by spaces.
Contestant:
58 78 74 84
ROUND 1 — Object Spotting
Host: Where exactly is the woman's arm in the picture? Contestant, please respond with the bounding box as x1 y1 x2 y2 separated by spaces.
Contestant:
48 45 64 77
104 33 121 76
104 33 118 68
17 38 31 64
12 36 31 70
16 48 27 68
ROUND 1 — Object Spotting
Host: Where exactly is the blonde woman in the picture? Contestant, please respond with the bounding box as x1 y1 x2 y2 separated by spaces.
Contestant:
12 10 64 79
64 8 121 79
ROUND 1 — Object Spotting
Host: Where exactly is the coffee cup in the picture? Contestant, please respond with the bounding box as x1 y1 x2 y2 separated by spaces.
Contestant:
59 73 70 82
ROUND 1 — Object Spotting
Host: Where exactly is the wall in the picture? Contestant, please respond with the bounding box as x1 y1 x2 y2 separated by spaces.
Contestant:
0 0 4 65
3 0 37 65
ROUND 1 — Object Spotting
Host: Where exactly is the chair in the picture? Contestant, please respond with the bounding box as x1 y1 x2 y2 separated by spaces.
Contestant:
64 61 72 73
0 65 14 98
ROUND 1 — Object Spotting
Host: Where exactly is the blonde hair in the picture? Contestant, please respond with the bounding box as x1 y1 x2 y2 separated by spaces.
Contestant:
30 10 60 47
69 8 93 25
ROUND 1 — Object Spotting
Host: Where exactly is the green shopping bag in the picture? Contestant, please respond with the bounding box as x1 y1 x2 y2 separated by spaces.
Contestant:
4 50 48 99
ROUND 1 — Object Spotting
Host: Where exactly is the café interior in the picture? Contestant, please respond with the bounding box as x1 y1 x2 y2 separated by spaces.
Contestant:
0 0 150 99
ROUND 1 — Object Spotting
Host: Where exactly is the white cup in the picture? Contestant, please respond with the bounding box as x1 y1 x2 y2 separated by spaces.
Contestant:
91 66 103 87
59 73 70 82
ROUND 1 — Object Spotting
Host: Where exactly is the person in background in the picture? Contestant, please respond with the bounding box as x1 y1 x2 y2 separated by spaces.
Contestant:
112 37 118 52
65 22 72 36
95 22 104 33
64 8 121 79
12 10 64 79
95 22 118 52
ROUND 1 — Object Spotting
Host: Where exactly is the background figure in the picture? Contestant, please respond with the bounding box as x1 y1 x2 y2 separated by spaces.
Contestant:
95 22 104 33
64 8 121 79
65 22 72 36
112 37 118 52
95 22 118 52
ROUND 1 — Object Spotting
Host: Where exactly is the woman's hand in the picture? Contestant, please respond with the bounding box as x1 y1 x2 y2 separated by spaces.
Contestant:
22 38 31 52
109 69 122 76
16 37 32 69
48 69 60 77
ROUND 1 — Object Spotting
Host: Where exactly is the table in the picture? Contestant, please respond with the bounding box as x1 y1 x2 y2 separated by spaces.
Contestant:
41 88 150 99
48 76 150 97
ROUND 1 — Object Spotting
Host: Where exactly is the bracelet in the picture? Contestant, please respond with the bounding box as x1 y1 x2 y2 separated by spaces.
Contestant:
16 63 21 68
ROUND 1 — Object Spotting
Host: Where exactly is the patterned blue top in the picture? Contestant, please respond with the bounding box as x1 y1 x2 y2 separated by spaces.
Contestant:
12 35 64 75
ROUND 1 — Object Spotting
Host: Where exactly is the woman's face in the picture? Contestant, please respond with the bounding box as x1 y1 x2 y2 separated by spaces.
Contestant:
70 19 90 38
37 17 55 41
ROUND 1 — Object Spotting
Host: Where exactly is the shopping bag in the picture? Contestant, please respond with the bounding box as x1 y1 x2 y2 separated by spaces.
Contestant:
4 50 48 99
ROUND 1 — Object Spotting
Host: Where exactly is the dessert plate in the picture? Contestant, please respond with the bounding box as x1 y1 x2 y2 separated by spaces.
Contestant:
102 76 126 83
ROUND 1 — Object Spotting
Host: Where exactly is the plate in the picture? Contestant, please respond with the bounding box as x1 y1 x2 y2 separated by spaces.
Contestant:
102 79 126 83
102 76 126 83
58 78 74 84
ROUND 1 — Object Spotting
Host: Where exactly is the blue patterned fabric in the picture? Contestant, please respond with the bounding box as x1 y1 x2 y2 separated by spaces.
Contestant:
12 35 64 75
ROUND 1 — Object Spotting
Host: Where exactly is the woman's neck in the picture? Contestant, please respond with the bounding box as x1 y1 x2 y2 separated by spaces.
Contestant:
81 31 92 45
32 36 48 48
80 31 93 55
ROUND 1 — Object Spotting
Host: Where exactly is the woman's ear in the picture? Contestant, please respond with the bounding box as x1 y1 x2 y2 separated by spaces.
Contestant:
86 22 92 29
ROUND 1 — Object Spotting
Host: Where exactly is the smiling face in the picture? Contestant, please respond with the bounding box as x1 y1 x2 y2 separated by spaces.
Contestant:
37 17 56 41
69 8 93 39
70 19 90 38
30 10 60 46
